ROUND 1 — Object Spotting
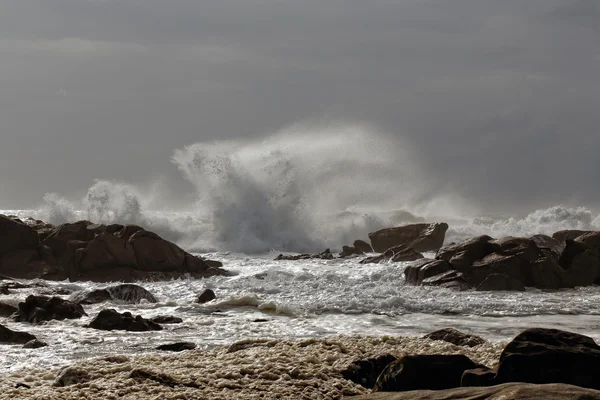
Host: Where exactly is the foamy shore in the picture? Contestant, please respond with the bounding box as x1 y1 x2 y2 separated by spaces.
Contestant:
1 335 504 400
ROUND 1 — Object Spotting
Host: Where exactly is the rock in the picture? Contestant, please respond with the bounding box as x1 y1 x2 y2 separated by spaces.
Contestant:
150 315 183 324
0 323 37 344
70 284 158 304
404 259 453 285
436 235 498 270
369 223 448 253
553 229 592 243
354 240 373 253
13 295 86 323
558 240 600 286
341 354 397 389
339 245 364 258
23 339 48 349
494 328 600 389
529 257 570 289
531 234 563 255
421 270 469 290
373 354 481 392
353 383 600 400
0 215 40 257
361 245 423 264
275 249 334 261
196 289 216 304
476 273 526 291
461 367 497 387
156 342 196 352
0 302 18 317
423 328 486 347
53 366 92 387
88 309 162 331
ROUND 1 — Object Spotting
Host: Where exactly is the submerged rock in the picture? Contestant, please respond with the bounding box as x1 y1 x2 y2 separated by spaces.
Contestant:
423 328 486 347
70 284 158 304
13 295 86 323
150 315 183 324
156 342 196 352
360 245 423 264
88 309 162 331
23 339 48 349
0 323 37 344
275 249 334 261
196 289 216 304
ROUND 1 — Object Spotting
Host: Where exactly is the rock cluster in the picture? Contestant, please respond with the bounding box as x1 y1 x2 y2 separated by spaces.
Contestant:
0 215 227 282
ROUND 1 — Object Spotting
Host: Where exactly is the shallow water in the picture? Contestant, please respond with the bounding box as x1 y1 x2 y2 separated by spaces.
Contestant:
2 252 600 372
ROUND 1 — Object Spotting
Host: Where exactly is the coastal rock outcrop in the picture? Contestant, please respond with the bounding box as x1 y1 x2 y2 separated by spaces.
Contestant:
13 295 86 323
0 215 227 282
368 223 448 253
360 245 423 264
88 309 162 331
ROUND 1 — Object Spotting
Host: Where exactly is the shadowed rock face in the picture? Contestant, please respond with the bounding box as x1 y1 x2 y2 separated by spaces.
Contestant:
88 309 162 332
0 216 228 282
0 323 37 344
13 295 86 324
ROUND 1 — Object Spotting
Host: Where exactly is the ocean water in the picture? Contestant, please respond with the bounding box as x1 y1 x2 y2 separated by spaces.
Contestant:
3 127 600 373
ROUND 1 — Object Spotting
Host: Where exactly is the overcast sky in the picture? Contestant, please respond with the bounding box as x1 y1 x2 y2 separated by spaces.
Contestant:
1 0 599 213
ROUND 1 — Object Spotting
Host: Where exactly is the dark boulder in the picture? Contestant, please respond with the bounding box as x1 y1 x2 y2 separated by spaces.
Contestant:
369 223 449 253
423 328 486 347
23 339 48 349
461 367 497 387
275 249 334 261
373 354 481 392
404 259 452 285
70 284 158 305
476 273 526 291
361 245 423 264
558 240 600 286
156 342 196 352
341 354 397 389
339 245 364 258
88 309 162 331
0 302 18 317
13 295 86 323
0 323 37 344
0 216 40 257
553 229 592 243
354 240 373 253
196 289 216 304
494 328 600 389
436 236 498 270
421 270 470 290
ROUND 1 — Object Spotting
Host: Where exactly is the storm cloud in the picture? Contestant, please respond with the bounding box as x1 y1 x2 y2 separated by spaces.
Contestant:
1 0 599 214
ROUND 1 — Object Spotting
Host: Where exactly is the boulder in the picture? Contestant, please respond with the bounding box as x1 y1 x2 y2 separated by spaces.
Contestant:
461 367 497 387
436 236 498 269
354 383 600 400
575 231 600 253
373 354 481 392
339 245 364 258
197 289 216 304
494 328 600 389
155 342 196 352
476 273 526 291
0 216 39 256
529 257 571 289
275 249 334 261
0 323 37 344
530 234 563 255
421 270 469 290
423 328 486 347
341 354 397 389
354 240 373 253
88 309 162 331
369 223 449 253
0 302 18 317
553 229 592 243
13 295 86 323
558 240 600 286
70 284 158 304
361 245 424 264
404 259 453 285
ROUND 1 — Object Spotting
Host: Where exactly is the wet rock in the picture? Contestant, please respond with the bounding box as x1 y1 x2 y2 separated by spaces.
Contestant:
88 309 162 331
353 240 373 253
494 328 600 389
23 339 48 349
13 295 86 323
553 229 592 243
369 223 448 253
0 302 18 317
0 323 37 344
559 241 600 286
339 245 364 258
70 284 158 304
404 259 452 285
275 249 334 261
421 270 470 290
436 235 499 269
341 354 397 389
373 354 481 392
54 366 92 387
150 315 183 324
361 245 423 264
156 342 196 352
476 273 526 291
529 257 570 289
530 234 563 255
196 289 216 304
461 367 497 387
0 215 40 257
423 328 486 347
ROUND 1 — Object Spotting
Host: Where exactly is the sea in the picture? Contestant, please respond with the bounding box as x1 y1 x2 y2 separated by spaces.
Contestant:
2 128 600 374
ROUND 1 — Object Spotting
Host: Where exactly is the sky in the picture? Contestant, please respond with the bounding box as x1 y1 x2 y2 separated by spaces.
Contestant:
0 0 599 213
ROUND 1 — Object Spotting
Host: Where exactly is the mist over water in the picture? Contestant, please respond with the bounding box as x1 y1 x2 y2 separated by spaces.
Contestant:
16 123 600 253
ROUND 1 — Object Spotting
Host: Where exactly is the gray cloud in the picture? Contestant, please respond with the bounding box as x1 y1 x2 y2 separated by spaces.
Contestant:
0 0 599 214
